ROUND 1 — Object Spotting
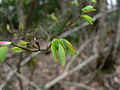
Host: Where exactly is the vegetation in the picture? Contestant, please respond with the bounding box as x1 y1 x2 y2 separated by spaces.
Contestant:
0 0 120 90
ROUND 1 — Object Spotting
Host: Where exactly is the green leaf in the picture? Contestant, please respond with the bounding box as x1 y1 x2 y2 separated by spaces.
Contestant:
50 13 57 21
82 5 96 13
58 43 65 67
59 39 77 55
17 40 29 47
81 15 93 24
0 46 8 63
90 0 97 4
6 24 11 31
19 23 24 30
71 0 79 6
59 39 68 50
51 39 59 62
11 47 24 53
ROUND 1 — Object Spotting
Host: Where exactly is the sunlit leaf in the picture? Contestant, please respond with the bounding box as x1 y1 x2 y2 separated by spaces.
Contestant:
81 15 93 24
0 46 8 63
59 39 68 50
58 43 65 67
90 0 97 4
6 24 11 31
19 23 24 30
59 39 77 55
51 39 59 62
17 40 29 47
11 47 24 53
50 13 57 21
82 5 96 13
71 0 79 6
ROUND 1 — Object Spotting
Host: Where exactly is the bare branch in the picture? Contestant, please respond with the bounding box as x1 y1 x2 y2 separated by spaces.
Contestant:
61 81 96 90
0 69 15 90
45 53 99 89
57 7 117 38
64 39 92 71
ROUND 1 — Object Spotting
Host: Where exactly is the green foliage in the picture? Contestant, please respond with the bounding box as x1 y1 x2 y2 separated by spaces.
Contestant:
71 0 79 6
51 39 77 66
11 47 24 53
51 39 59 62
50 13 58 21
11 40 29 53
58 43 65 67
59 39 78 55
19 23 24 30
0 0 96 68
6 24 11 31
17 40 29 47
90 0 97 4
81 15 93 24
82 5 96 13
0 46 8 63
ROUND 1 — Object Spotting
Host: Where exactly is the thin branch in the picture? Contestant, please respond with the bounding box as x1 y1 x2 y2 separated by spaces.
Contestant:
20 52 41 66
6 63 42 90
61 81 96 90
11 43 50 52
45 53 99 89
64 39 92 71
0 69 15 90
15 70 41 90
57 7 117 38
0 63 42 90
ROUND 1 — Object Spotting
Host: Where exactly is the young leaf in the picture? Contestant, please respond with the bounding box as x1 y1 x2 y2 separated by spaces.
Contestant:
50 13 57 21
51 39 59 62
90 0 97 4
81 15 93 24
6 24 11 31
19 23 24 30
59 39 68 50
82 5 96 13
0 46 8 63
11 47 24 53
71 0 79 6
17 40 29 47
58 43 65 67
59 39 77 55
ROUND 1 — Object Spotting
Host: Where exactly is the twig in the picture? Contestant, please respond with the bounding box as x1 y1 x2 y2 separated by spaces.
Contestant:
18 7 117 68
11 43 50 52
0 69 15 90
15 71 41 90
64 39 92 71
6 63 42 90
17 53 23 90
61 81 96 90
0 63 42 90
57 7 117 38
20 52 41 66
45 53 99 89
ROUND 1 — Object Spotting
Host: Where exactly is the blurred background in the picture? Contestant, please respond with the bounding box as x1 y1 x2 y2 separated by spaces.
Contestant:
0 0 120 90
